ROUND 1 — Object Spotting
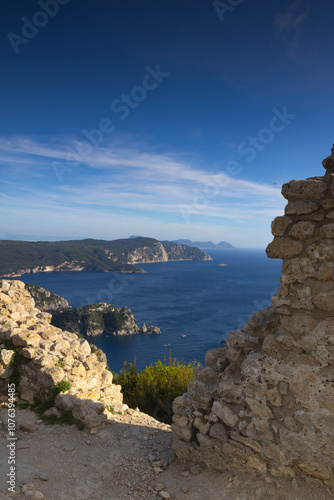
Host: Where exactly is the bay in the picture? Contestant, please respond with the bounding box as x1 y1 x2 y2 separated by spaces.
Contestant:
19 249 282 372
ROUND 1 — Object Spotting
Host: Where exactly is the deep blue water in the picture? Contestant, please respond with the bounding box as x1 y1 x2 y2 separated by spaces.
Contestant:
18 249 282 372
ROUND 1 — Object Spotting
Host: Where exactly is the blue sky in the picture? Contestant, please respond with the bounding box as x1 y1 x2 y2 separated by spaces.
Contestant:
1 0 333 248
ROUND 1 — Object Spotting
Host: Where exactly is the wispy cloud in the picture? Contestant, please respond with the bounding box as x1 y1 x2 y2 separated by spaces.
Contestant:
0 134 284 247
275 0 310 58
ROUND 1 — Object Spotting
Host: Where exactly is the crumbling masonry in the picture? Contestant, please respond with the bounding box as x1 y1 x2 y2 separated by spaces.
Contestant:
172 147 334 482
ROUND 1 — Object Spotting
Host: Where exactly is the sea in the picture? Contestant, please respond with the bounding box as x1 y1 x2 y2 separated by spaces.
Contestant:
18 249 282 373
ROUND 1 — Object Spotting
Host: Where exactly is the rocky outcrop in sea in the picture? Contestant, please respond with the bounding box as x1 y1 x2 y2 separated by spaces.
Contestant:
22 284 161 337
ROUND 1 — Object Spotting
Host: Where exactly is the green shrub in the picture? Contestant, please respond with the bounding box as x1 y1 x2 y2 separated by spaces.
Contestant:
114 353 198 423
30 380 83 428
0 339 15 352
9 351 25 385
56 357 65 369
52 380 71 395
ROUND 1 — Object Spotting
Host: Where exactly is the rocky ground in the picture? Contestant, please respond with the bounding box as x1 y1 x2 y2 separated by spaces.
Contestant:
0 406 333 500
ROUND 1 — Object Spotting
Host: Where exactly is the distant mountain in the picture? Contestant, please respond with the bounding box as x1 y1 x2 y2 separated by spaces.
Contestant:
0 237 212 278
172 239 235 250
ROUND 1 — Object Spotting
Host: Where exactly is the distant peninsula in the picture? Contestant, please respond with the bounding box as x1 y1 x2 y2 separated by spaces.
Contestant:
172 239 235 250
0 237 212 277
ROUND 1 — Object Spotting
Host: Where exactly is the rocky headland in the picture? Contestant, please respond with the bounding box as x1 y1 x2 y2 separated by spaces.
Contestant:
25 284 70 312
0 237 212 278
51 302 161 337
25 283 161 337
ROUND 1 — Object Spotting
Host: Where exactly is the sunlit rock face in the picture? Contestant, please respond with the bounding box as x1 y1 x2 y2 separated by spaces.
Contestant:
0 280 124 430
171 147 334 483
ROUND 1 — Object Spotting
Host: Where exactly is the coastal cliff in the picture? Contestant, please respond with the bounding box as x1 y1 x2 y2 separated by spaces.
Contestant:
0 237 212 277
125 241 212 264
51 303 160 337
25 283 70 312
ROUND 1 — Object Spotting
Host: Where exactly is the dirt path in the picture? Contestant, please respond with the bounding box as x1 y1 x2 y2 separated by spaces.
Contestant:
0 407 333 500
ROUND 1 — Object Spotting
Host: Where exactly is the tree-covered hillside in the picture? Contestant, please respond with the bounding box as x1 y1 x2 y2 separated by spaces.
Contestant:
0 237 211 276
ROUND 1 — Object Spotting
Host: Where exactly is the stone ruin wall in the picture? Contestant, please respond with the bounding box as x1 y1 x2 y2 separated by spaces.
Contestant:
0 280 124 430
171 148 334 484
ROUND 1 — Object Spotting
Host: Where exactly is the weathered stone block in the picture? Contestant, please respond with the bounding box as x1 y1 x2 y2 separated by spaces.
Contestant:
325 209 334 219
317 261 334 281
307 242 334 261
282 179 327 201
199 421 210 435
271 216 292 236
283 416 298 431
313 291 334 312
0 280 11 291
0 349 14 365
211 401 239 427
280 313 317 335
270 465 295 479
266 388 282 407
298 462 331 480
321 198 334 210
266 237 303 259
245 398 273 418
246 454 267 473
279 428 314 461
320 222 334 238
244 379 267 401
187 380 213 410
262 335 283 358
289 221 316 239
173 415 188 428
209 422 228 441
196 367 220 385
253 418 273 441
171 424 192 442
41 366 65 385
217 380 244 403
0 365 13 379
204 347 225 368
285 200 318 215
21 347 35 359
197 433 212 448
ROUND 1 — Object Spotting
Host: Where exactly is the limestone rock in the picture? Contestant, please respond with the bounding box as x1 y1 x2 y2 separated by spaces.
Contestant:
0 280 123 431
285 200 318 215
0 348 14 365
211 401 238 427
171 147 334 481
271 216 292 236
265 237 303 259
313 291 334 312
289 220 316 239
282 178 327 200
